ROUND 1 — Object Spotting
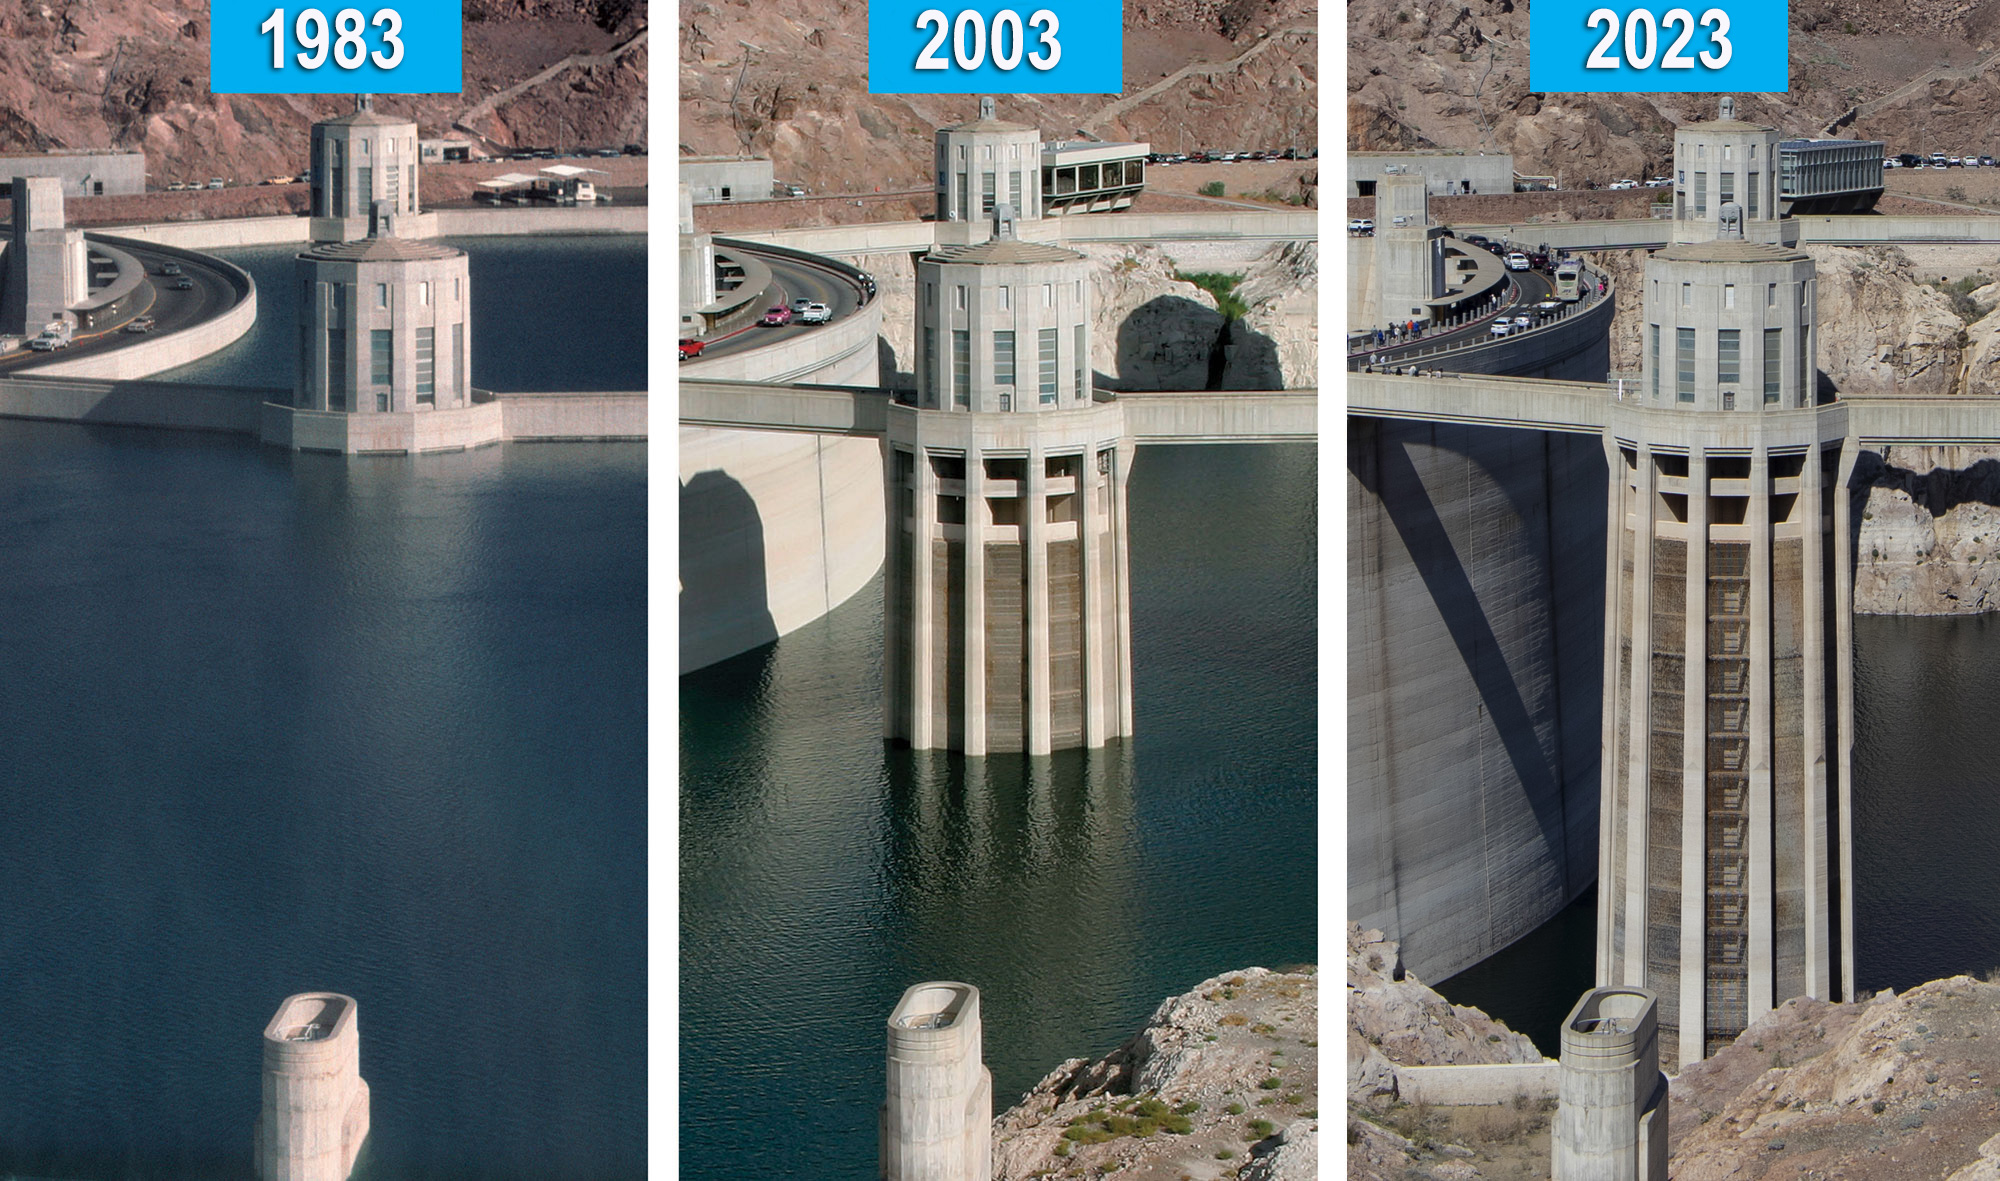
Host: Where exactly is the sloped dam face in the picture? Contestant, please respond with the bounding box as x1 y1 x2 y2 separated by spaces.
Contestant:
1348 321 1615 982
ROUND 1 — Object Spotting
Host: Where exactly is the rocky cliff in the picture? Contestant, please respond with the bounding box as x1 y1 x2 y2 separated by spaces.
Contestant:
992 966 1318 1181
679 0 1315 196
0 0 645 190
1348 917 2000 1180
1349 0 2000 189
1669 977 2000 1179
1347 922 1555 1181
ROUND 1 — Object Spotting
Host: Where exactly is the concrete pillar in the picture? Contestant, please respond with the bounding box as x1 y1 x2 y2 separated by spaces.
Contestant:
1079 442 1106 747
880 981 992 1181
1800 436 1829 997
964 453 988 756
1747 447 1774 1023
1834 440 1859 1000
1680 451 1708 1070
912 443 938 747
1553 987 1669 1181
1620 442 1657 990
254 992 370 1181
1597 434 1627 980
1110 437 1137 739
1024 442 1052 756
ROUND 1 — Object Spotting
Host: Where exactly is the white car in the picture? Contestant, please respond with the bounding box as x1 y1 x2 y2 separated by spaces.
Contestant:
1505 252 1531 271
28 332 68 351
797 302 832 324
1536 300 1563 312
1489 321 1514 337
1348 218 1374 234
1609 179 1638 190
1512 314 1534 327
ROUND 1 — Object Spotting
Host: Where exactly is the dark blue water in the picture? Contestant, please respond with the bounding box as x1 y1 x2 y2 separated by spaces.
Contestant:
0 234 646 1179
679 443 1318 1180
1436 613 2000 1053
159 235 646 392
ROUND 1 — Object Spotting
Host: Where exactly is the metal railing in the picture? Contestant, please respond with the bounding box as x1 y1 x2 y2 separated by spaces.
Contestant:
1349 260 1614 372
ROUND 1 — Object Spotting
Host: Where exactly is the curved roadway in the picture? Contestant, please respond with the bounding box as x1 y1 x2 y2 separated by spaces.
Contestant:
688 249 870 364
2 241 239 374
1354 268 1558 367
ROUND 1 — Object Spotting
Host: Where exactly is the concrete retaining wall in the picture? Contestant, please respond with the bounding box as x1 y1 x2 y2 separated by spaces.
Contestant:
262 400 506 453
30 233 259 380
680 428 886 673
433 205 647 237
1396 1062 1560 1105
101 216 312 250
95 204 646 250
496 391 647 440
683 298 884 386
0 375 271 433
1348 415 1606 983
730 211 1316 257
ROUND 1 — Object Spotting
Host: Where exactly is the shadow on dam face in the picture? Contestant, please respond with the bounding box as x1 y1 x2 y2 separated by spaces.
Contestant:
1349 415 1605 981
681 469 779 674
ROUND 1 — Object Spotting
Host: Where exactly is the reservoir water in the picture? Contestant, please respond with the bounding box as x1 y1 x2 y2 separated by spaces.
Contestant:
679 443 1319 1179
0 236 646 1178
1436 613 2000 1055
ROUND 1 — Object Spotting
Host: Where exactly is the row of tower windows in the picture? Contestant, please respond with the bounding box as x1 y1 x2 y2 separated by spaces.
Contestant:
1690 142 1759 161
1681 170 1771 218
926 280 1081 308
920 325 1087 407
1649 323 1806 406
1666 280 1802 313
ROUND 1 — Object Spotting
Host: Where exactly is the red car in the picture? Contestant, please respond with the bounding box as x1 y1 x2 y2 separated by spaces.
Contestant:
679 338 705 361
760 305 793 326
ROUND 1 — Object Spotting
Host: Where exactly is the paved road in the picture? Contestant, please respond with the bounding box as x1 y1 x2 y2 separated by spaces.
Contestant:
1354 267 1561 366
685 249 869 364
5 241 239 374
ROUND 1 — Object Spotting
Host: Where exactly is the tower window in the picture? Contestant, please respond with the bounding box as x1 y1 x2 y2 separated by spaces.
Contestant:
1676 327 1695 402
370 329 392 387
994 330 1015 386
1038 327 1057 404
1717 328 1740 385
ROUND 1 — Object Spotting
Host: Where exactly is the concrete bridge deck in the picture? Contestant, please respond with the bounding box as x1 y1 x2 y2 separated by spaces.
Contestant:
1351 370 2000 447
680 379 1317 443
1450 213 2000 254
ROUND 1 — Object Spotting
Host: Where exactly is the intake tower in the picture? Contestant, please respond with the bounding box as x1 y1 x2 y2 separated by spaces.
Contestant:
1600 99 1855 1070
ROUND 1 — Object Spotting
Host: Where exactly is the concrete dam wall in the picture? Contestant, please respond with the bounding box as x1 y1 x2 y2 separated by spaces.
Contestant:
680 297 888 673
1348 416 1608 983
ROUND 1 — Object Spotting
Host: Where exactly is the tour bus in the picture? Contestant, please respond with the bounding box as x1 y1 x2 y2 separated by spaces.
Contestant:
1554 259 1583 301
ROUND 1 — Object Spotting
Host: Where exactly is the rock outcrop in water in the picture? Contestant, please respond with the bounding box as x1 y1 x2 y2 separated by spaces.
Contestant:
992 966 1318 1180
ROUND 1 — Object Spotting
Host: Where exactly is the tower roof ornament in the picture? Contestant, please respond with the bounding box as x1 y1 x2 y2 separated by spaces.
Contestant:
1719 96 1735 120
979 95 995 120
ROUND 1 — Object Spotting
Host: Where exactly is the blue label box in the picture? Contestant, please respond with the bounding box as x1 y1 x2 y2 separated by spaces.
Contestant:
1529 1 1788 94
869 0 1123 94
211 0 462 95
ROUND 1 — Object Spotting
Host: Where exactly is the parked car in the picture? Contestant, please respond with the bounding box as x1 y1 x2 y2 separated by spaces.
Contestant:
760 305 793 326
123 316 156 334
798 302 832 324
173 277 194 290
1609 179 1638 190
206 177 226 189
679 338 705 361
28 332 68 351
1505 252 1531 271
1348 218 1373 234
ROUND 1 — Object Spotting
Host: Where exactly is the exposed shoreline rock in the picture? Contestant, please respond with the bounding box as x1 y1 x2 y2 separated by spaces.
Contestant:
994 966 1318 1181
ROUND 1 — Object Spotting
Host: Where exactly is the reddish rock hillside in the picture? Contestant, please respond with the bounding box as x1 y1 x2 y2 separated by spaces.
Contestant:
679 0 1316 196
0 0 646 191
1349 0 2000 189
